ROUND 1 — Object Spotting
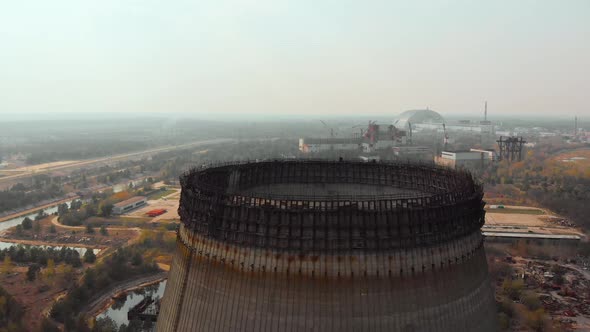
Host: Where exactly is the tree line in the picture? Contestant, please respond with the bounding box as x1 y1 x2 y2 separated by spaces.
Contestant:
0 245 83 268
0 181 63 214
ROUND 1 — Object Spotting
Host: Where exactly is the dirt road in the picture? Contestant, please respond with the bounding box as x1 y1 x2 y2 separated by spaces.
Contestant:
50 216 142 249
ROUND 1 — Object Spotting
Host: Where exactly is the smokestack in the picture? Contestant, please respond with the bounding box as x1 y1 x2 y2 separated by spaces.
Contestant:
484 101 487 121
575 116 578 136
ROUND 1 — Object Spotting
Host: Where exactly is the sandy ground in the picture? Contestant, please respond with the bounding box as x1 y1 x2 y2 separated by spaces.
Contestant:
124 190 180 222
484 205 584 236
157 263 171 271
486 213 548 227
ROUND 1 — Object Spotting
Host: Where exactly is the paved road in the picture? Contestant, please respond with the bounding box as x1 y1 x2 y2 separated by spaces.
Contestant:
0 138 233 186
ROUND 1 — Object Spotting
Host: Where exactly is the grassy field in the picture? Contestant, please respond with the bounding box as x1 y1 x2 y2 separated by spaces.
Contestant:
147 189 177 200
485 208 544 215
87 216 152 227
118 216 152 223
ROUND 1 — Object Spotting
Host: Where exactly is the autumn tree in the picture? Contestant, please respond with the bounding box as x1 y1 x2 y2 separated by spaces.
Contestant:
21 217 33 230
57 203 69 217
502 279 524 301
84 250 96 264
525 308 546 331
44 259 56 282
33 220 41 233
56 263 75 288
98 202 114 217
27 264 41 281
1 256 12 275
15 224 23 236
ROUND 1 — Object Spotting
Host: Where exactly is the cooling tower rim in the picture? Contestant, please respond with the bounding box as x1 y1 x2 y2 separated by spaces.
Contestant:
179 159 483 204
177 159 486 251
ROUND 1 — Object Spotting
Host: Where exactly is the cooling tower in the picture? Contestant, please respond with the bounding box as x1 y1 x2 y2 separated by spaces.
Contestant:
157 160 497 331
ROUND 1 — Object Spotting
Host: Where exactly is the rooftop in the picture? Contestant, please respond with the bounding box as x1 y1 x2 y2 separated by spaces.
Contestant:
114 196 147 207
442 150 482 154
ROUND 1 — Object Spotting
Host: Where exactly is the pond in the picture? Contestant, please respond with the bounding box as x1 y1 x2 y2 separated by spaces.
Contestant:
97 280 167 330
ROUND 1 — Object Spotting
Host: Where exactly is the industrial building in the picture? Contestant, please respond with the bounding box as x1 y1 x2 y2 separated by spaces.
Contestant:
395 108 495 136
298 137 361 153
299 114 424 159
392 146 434 161
157 160 497 331
393 109 445 131
435 149 494 170
112 196 147 215
298 107 496 162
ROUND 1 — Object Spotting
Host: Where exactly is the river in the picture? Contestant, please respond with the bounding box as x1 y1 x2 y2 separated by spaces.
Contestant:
97 280 167 330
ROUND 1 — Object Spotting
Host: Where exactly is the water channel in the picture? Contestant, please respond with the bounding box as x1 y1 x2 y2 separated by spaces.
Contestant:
0 200 72 233
0 178 147 234
0 200 102 255
0 241 100 256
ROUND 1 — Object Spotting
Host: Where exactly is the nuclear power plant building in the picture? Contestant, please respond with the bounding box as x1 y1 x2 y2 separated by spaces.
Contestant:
157 160 497 332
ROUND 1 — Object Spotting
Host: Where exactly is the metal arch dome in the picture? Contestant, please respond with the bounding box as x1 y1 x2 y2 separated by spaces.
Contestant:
393 109 445 129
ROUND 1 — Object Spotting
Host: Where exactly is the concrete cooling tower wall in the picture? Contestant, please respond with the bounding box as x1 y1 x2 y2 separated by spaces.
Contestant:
157 160 497 332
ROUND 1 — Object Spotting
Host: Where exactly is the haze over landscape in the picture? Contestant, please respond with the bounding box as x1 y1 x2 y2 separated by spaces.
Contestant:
1 0 589 117
2 1 590 332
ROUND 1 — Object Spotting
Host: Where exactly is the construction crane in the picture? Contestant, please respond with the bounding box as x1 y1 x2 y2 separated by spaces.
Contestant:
364 121 379 145
407 121 413 145
442 123 449 150
351 124 366 138
320 120 336 138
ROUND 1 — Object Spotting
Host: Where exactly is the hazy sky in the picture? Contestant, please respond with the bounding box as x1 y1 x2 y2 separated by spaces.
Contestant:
1 0 589 118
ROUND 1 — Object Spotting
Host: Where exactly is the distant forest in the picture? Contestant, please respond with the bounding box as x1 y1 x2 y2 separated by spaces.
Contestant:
22 139 151 164
0 118 326 165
